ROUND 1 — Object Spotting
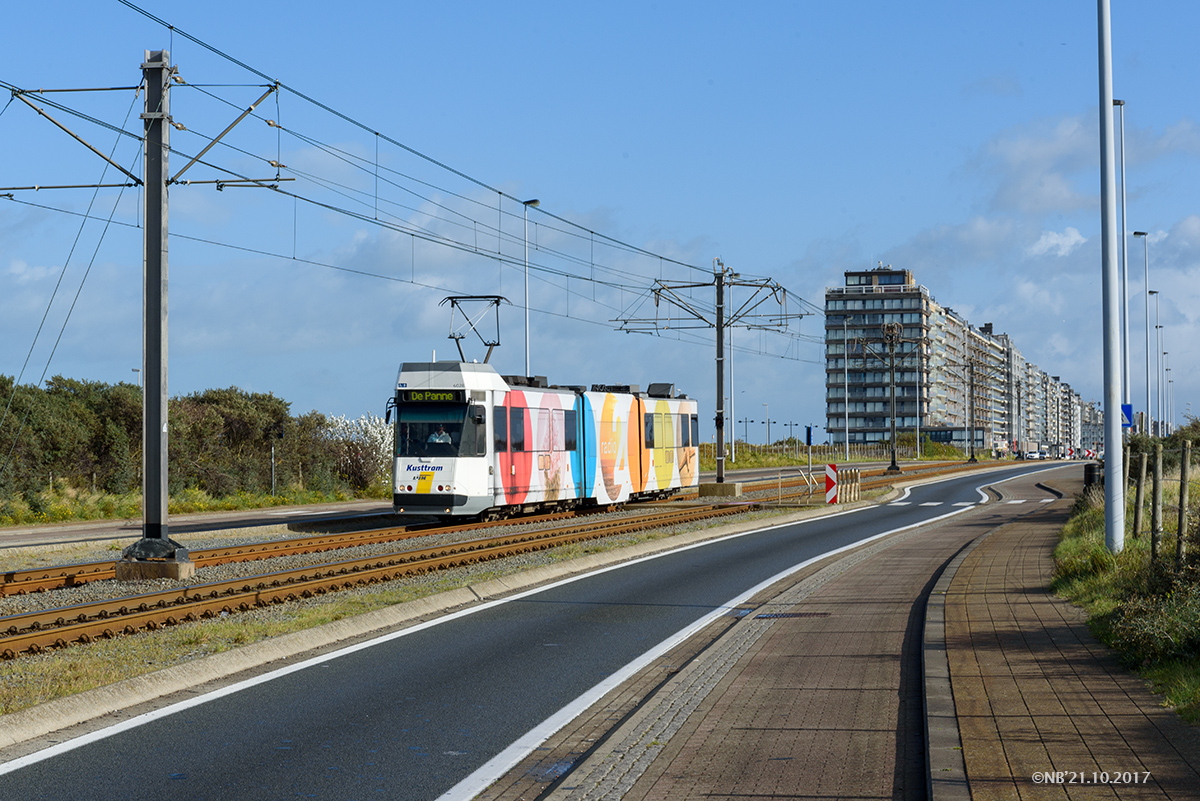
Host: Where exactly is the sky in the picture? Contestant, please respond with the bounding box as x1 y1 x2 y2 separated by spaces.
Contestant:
3 1 1199 445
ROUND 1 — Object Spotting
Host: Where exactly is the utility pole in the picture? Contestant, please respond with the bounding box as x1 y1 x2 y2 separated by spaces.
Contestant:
118 50 194 580
854 322 910 473
883 322 902 472
617 262 805 485
714 262 726 482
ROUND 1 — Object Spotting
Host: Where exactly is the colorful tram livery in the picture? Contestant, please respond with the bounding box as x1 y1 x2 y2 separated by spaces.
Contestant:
388 362 700 519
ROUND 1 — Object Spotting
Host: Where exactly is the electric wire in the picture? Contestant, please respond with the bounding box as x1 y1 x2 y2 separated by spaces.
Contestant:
3 7 824 437
116 0 715 279
0 89 143 483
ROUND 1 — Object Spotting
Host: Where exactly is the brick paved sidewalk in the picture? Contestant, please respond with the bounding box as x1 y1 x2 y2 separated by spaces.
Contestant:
945 485 1200 800
528 507 995 801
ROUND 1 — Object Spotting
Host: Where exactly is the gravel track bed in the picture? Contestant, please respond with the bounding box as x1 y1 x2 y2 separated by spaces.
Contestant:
0 504 783 622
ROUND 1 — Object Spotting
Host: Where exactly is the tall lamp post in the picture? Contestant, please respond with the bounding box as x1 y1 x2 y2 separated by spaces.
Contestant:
1150 288 1160 436
522 198 540 376
1115 100 1131 409
1167 376 1174 434
1134 232 1150 433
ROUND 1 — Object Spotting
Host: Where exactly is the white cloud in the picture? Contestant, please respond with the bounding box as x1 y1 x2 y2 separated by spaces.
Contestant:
971 115 1095 216
4 258 57 286
1027 227 1086 258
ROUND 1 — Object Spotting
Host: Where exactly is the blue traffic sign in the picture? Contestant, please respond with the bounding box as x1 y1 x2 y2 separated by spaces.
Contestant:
1121 403 1133 428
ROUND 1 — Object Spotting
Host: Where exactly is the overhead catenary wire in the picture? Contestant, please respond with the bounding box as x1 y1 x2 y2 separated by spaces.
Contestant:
4 3 824 402
0 90 143 482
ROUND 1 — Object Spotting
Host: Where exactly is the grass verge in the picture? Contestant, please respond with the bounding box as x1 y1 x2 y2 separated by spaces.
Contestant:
1052 484 1200 724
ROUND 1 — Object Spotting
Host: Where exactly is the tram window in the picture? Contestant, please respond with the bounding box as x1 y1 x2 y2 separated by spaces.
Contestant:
395 402 478 458
564 409 578 451
690 414 699 447
678 414 688 447
532 408 553 452
494 406 508 452
470 406 487 456
644 413 655 449
511 407 526 452
548 409 563 452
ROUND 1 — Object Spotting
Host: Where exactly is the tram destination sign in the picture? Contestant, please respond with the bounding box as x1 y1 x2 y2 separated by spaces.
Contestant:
402 390 465 403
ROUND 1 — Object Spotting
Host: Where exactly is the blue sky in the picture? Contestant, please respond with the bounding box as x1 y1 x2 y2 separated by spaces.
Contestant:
3 1 1199 444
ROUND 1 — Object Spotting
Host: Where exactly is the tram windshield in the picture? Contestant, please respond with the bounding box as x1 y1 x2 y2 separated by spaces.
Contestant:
395 402 485 458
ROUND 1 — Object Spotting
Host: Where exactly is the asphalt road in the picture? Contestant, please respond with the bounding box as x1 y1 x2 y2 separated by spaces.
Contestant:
0 463 1065 801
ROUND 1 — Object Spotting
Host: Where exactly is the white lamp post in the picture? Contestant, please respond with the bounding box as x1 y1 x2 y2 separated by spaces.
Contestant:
522 198 540 376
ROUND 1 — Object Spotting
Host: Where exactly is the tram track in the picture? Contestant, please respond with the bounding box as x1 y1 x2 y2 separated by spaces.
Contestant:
0 503 747 659
0 459 1021 660
0 510 579 597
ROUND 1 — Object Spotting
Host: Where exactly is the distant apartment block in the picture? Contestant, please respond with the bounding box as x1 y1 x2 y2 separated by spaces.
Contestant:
824 265 1099 456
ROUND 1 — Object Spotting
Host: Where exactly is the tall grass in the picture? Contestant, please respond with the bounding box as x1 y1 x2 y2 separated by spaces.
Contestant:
1053 480 1200 723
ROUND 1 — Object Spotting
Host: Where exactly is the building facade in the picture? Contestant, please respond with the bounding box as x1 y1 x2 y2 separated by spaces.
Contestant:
824 265 1100 456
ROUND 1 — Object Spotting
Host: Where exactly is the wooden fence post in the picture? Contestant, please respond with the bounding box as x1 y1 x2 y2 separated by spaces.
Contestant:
1133 451 1147 539
1151 443 1163 561
1179 440 1192 562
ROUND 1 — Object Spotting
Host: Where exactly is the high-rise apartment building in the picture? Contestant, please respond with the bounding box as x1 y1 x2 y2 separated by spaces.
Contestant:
824 265 1097 456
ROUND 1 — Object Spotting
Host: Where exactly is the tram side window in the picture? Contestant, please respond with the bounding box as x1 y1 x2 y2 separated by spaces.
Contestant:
510 407 526 452
690 414 699 447
644 413 655 449
564 409 578 451
471 405 487 456
494 406 508 452
679 413 689 447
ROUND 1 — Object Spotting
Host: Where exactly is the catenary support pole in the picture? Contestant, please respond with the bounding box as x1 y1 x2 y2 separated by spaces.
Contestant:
118 50 193 580
714 261 725 483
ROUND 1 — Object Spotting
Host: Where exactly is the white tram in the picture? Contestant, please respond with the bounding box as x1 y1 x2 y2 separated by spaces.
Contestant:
387 361 700 519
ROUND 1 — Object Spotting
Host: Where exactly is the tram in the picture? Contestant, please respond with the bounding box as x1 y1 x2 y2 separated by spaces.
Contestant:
387 361 699 519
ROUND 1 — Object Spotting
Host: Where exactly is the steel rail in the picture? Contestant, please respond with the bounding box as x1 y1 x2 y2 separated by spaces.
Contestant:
0 511 578 597
0 504 744 659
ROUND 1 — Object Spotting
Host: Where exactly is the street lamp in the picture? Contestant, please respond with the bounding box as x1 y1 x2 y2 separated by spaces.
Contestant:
522 198 540 376
762 403 769 446
1151 288 1160 436
1115 100 1131 407
1168 376 1175 435
1134 231 1150 434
